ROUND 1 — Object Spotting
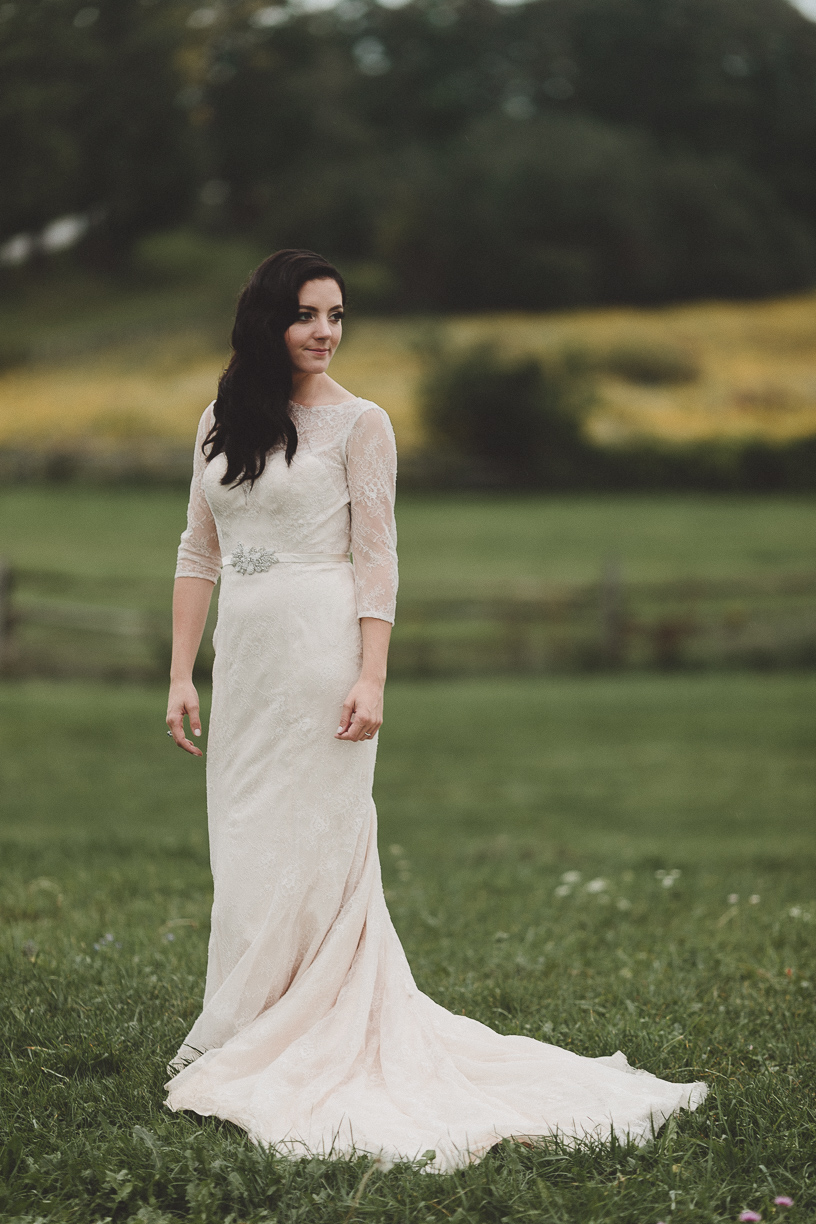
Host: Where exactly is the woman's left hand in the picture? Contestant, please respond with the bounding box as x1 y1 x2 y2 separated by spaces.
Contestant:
336 678 384 741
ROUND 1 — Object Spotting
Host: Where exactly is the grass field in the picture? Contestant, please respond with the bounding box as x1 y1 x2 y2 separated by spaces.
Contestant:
2 486 814 677
3 253 816 454
1 672 815 1222
1 487 815 1218
2 487 816 610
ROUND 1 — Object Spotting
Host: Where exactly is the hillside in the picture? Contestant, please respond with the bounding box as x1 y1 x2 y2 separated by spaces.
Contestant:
2 270 815 457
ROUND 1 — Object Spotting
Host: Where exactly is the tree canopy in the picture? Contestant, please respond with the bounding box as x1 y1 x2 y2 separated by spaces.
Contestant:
2 0 816 306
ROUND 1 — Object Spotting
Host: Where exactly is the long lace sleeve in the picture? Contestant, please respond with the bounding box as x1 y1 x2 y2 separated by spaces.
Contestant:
346 405 398 623
175 403 221 583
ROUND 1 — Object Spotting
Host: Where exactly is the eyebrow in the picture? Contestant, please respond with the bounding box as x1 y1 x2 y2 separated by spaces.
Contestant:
298 303 344 312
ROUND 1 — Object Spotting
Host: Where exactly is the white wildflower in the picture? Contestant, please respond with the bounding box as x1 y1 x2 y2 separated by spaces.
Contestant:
749 894 760 905
561 870 581 884
586 878 607 894
554 884 572 897
728 894 739 905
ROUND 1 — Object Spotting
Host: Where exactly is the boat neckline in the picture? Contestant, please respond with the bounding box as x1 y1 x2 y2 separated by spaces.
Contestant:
289 396 360 410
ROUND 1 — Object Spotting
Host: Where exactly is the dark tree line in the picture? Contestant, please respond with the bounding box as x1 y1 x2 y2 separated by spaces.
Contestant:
3 0 816 307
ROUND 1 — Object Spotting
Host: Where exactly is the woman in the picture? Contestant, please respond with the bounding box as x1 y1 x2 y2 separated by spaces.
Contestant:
164 249 706 1170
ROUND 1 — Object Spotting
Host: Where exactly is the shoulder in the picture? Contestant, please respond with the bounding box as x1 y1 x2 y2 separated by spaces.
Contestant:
196 400 216 439
345 399 396 442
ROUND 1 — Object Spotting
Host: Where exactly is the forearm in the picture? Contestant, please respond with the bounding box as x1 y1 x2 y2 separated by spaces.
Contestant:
171 576 216 681
359 616 391 685
336 617 391 741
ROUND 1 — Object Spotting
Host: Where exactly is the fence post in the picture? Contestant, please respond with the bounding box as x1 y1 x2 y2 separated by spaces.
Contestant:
600 557 625 666
501 602 529 673
0 559 12 672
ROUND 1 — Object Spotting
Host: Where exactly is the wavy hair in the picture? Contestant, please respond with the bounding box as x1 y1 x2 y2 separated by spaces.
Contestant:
204 249 346 487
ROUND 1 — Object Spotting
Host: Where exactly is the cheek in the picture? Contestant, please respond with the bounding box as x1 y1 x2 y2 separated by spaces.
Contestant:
284 325 306 356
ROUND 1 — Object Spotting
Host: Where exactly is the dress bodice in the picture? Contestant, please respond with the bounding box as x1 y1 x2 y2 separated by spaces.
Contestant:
176 398 398 623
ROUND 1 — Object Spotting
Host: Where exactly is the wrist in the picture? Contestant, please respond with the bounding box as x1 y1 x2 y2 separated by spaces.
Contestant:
359 668 386 688
170 670 194 685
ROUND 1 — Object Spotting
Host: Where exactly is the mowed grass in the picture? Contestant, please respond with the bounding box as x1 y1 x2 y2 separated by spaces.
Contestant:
1 672 815 1223
2 486 816 610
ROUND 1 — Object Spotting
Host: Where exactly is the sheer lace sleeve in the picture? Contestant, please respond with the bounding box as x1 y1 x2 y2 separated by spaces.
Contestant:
346 404 398 623
175 403 221 584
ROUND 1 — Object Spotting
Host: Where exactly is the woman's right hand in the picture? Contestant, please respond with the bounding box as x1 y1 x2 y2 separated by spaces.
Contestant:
167 679 204 757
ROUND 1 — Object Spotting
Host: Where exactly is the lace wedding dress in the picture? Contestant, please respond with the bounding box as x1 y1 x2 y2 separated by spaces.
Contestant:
164 398 706 1170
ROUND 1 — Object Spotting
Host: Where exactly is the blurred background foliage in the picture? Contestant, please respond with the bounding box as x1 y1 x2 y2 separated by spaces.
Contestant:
4 0 816 483
3 0 816 309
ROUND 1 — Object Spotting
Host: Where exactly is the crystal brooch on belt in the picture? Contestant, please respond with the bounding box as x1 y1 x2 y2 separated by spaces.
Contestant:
231 544 277 574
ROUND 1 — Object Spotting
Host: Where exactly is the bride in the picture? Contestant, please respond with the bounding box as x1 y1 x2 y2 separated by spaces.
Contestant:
164 248 706 1170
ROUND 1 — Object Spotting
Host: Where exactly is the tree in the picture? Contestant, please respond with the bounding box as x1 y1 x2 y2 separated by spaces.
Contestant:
0 0 196 258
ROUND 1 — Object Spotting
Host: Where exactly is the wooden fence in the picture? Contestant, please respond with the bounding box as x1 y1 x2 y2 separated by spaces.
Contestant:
1 560 815 680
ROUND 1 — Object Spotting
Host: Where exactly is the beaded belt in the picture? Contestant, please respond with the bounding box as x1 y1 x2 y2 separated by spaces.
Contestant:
222 544 350 575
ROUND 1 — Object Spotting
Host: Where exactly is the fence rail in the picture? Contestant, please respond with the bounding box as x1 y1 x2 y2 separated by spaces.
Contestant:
1 560 814 680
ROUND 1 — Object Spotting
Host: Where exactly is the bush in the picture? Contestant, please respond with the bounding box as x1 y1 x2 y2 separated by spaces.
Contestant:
421 345 599 488
0 339 29 372
601 343 700 386
416 343 816 493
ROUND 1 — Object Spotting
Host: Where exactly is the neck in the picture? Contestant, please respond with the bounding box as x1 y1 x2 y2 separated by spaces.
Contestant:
290 371 331 404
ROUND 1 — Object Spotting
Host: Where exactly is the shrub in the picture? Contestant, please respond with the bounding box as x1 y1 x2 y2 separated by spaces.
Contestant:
601 343 700 386
416 342 816 493
0 339 29 372
421 345 599 488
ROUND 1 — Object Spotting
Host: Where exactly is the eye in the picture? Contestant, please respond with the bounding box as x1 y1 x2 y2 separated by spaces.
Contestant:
330 311 344 324
297 311 312 322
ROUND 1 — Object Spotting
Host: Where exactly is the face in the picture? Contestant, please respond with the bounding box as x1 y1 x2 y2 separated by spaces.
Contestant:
284 278 344 375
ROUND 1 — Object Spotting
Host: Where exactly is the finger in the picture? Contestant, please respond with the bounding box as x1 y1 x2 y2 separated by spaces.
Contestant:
187 703 202 738
337 714 367 741
176 729 203 757
336 698 355 737
167 713 202 756
349 712 372 741
338 725 378 742
336 725 358 740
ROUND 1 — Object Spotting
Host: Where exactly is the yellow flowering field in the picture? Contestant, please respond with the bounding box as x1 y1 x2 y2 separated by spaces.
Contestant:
438 293 816 447
1 291 815 454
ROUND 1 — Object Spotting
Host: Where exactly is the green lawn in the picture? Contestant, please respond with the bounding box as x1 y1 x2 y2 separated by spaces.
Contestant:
2 486 815 611
3 486 814 677
1 672 814 1223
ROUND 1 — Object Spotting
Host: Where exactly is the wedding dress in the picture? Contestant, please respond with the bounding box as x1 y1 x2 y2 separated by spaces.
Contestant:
165 398 706 1171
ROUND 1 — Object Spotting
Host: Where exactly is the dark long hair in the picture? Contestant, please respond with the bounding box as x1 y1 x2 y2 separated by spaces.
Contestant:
204 249 346 487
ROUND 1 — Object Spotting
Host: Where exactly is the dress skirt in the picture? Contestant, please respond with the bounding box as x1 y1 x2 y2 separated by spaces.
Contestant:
165 561 706 1171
